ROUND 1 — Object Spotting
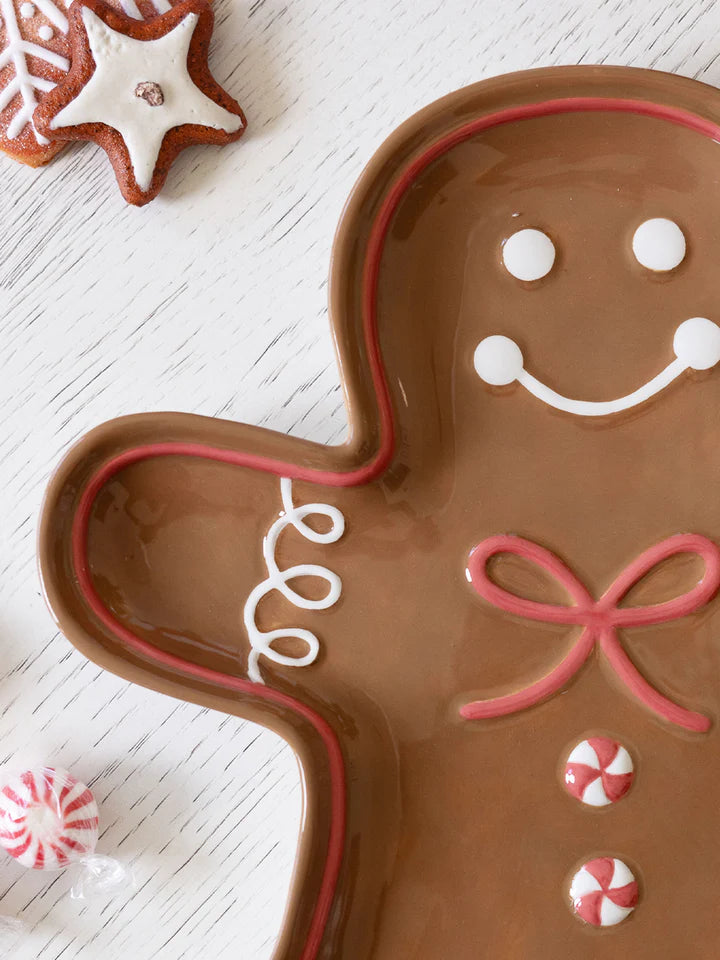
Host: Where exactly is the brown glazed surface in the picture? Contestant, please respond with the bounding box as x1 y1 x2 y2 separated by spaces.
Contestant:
40 67 720 957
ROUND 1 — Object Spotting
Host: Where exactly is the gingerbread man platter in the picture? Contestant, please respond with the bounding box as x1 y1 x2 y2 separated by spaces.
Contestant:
39 66 720 958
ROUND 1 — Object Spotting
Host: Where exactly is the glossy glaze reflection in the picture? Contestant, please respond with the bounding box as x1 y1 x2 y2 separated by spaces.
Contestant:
39 69 720 959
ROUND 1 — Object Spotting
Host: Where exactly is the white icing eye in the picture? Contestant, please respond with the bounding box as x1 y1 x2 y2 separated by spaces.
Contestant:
632 218 686 271
502 228 555 282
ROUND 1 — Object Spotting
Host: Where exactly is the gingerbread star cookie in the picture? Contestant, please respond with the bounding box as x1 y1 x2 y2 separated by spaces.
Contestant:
33 0 245 204
0 0 190 166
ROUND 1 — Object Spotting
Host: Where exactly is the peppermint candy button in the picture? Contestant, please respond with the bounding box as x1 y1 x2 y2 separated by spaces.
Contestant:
570 857 639 927
564 737 634 807
0 767 99 870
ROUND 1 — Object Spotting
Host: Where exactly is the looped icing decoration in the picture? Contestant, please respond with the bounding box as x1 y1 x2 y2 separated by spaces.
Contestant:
244 478 344 684
461 534 720 732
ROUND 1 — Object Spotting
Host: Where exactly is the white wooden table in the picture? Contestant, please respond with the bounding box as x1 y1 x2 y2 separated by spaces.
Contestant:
0 1 718 956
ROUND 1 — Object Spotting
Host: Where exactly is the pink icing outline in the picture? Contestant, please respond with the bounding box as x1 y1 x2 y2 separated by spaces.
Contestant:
461 534 720 731
66 96 720 956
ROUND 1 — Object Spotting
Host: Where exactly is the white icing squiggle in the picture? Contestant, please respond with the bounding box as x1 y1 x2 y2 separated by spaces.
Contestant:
244 478 344 684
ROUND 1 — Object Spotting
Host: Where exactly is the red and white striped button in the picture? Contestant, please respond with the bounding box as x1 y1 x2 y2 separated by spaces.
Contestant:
564 737 634 807
0 767 99 870
569 857 639 926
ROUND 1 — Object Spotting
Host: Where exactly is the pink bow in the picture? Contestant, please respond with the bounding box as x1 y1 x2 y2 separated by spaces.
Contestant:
460 534 720 732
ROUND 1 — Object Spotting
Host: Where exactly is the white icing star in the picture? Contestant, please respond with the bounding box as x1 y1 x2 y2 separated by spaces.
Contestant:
50 7 244 191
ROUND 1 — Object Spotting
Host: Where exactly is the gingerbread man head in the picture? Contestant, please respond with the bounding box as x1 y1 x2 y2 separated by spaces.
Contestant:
41 67 720 959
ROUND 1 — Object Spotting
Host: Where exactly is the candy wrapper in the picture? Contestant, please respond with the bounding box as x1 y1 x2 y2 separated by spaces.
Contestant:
0 766 133 899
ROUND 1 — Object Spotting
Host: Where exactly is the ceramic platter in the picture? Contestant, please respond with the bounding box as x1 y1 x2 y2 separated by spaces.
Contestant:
40 66 720 958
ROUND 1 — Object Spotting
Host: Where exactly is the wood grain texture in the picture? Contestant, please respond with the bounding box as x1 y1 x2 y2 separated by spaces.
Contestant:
0 0 718 955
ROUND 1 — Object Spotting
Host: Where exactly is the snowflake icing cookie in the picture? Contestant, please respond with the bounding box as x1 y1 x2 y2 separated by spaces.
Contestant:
0 0 71 164
0 0 189 165
33 0 246 204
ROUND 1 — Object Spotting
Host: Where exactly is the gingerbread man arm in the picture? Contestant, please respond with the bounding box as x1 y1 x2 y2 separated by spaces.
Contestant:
38 415 384 960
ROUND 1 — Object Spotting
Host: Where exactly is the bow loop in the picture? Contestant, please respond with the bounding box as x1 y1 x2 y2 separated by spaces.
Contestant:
602 534 720 627
467 535 595 624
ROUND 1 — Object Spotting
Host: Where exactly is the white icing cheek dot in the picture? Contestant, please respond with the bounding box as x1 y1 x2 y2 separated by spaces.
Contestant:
502 228 555 281
474 335 524 386
20 2 35 17
569 857 638 927
673 317 720 370
38 24 53 40
632 218 686 271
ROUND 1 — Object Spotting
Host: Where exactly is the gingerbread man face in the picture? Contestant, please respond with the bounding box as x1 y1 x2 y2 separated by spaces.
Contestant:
40 68 720 959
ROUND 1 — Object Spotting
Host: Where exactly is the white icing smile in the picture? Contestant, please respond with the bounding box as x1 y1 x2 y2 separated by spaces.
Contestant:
474 317 720 416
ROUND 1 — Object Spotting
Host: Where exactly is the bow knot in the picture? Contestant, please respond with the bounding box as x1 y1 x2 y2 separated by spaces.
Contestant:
460 534 720 732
